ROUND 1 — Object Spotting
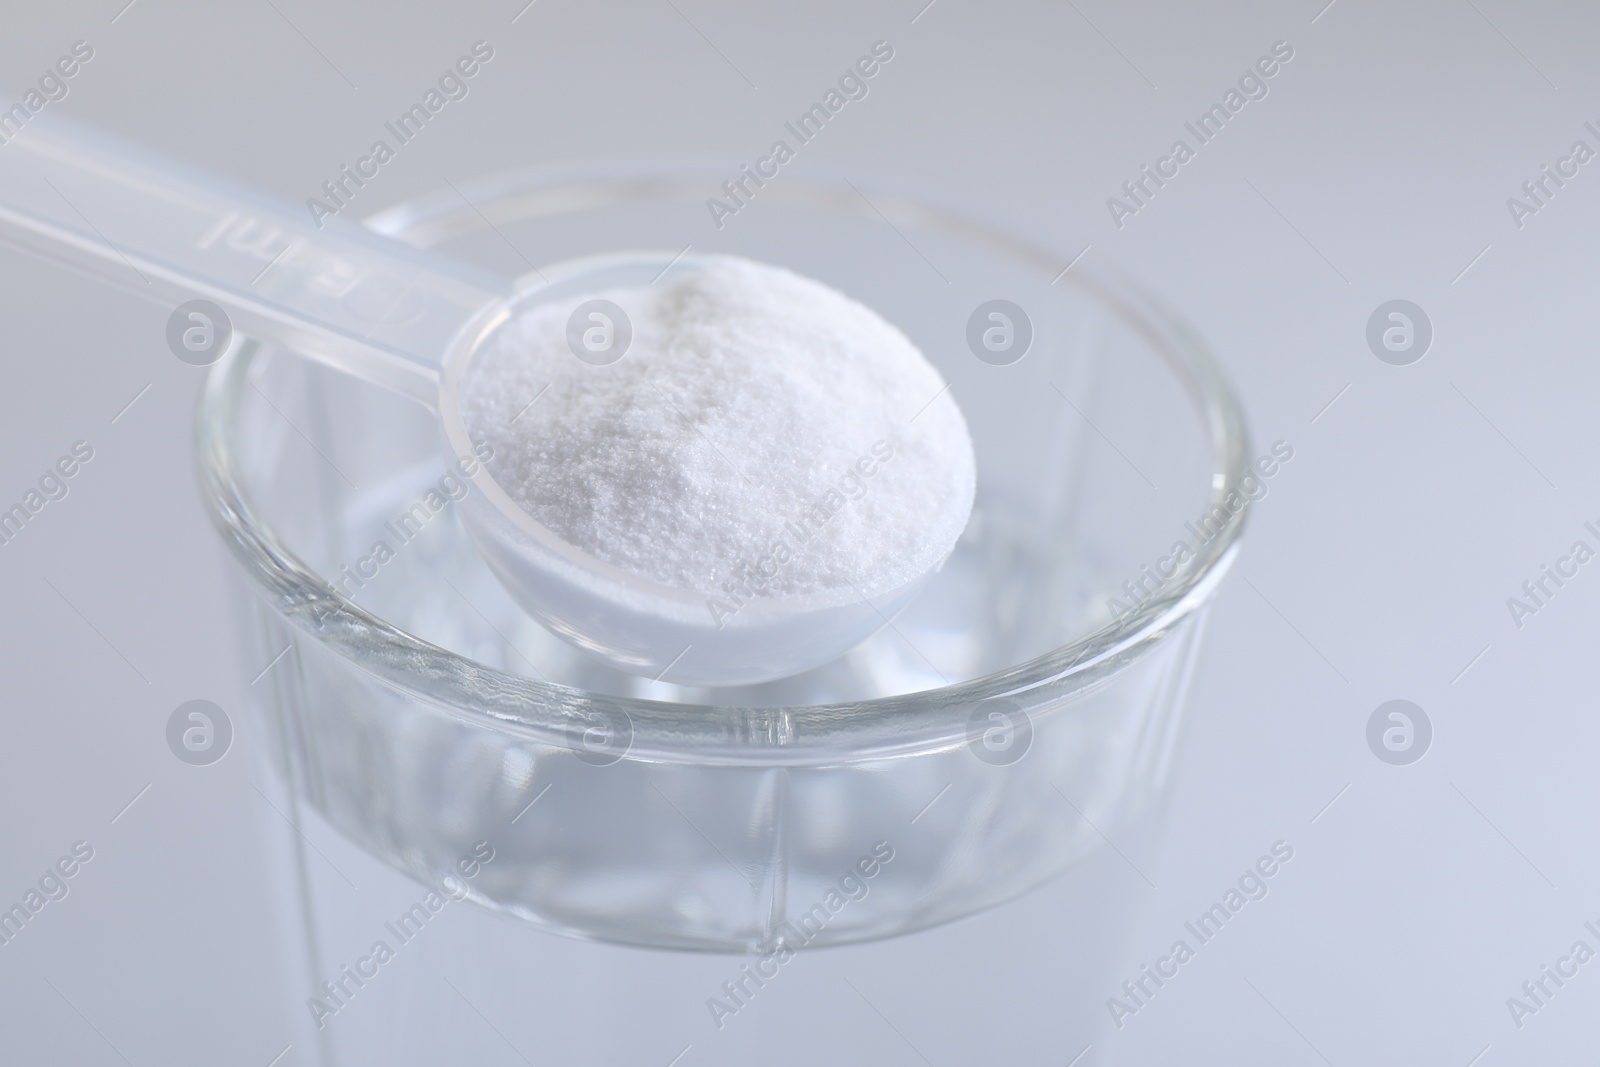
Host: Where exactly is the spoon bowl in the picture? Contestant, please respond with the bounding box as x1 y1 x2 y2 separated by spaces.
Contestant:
440 253 970 686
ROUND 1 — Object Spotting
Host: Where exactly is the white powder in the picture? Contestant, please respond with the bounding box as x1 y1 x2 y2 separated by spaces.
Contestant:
461 256 975 603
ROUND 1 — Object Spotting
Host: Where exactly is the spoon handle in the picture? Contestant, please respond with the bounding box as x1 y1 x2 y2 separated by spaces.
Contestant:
0 113 509 407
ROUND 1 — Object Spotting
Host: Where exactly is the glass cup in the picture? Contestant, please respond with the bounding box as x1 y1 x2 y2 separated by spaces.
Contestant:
201 162 1248 1060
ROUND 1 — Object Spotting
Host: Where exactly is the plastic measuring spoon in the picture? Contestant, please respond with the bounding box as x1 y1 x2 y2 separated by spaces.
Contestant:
0 116 956 686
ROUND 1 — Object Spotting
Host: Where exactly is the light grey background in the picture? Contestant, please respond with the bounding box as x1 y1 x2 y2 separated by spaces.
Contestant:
1 0 1596 1063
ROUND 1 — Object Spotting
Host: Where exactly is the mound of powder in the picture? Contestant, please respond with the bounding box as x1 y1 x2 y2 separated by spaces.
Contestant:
460 256 975 603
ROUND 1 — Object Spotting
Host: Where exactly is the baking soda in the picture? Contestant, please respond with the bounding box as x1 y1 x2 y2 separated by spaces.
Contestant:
461 256 974 601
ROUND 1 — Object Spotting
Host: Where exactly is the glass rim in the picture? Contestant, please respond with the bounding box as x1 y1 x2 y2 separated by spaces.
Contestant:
195 162 1251 766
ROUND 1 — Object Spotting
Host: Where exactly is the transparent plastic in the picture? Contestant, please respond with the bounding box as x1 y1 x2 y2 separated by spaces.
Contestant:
0 113 504 404
0 118 972 682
